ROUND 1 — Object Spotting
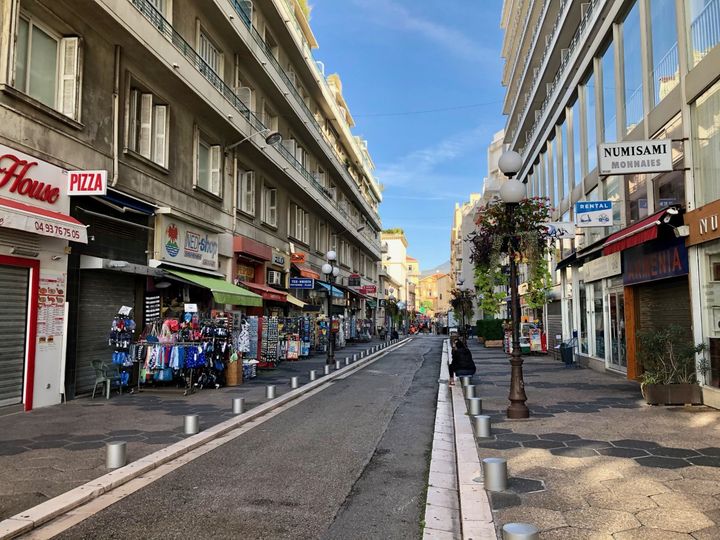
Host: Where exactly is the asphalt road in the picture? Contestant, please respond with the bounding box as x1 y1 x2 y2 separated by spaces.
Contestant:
56 336 443 540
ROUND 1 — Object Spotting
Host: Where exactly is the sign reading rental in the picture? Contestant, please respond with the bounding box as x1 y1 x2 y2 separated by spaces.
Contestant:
575 201 614 228
67 170 107 196
598 139 673 175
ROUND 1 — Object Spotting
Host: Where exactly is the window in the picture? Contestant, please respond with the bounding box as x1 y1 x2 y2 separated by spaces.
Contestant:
234 66 255 114
592 281 605 359
560 120 570 199
571 100 582 186
197 26 223 81
622 2 644 133
237 169 255 215
582 74 598 173
652 115 685 209
600 41 617 142
194 129 221 196
628 173 648 223
15 15 80 119
688 0 720 66
262 103 278 131
261 184 277 227
604 175 624 232
128 88 168 167
317 220 328 253
650 0 679 105
693 80 720 206
289 203 309 244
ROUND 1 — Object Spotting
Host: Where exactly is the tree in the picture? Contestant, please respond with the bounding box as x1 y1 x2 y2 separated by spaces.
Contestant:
298 0 311 20
450 288 474 332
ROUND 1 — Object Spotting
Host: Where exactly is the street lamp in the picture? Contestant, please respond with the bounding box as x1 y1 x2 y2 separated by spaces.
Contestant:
322 250 341 365
456 278 473 343
387 287 396 340
498 150 530 420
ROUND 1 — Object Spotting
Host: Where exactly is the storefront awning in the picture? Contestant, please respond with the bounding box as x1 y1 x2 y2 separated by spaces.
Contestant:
239 281 287 303
602 207 679 256
0 195 88 243
293 263 320 279
286 293 306 308
167 270 263 307
316 281 344 297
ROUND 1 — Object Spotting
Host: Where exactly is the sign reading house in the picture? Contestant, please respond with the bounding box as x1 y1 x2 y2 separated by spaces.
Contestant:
598 139 673 175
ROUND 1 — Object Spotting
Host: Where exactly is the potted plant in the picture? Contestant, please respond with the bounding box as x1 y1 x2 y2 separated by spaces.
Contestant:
638 326 707 406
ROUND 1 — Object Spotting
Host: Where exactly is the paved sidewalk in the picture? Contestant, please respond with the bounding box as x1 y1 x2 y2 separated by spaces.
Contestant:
467 341 720 539
0 338 387 522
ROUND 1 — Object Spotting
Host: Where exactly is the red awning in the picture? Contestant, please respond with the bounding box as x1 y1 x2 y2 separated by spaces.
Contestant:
239 281 287 303
0 195 87 243
602 209 667 255
293 263 320 280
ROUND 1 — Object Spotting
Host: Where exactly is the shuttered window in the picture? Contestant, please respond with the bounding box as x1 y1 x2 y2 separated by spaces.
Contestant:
195 133 222 196
0 265 29 407
127 88 169 167
238 169 255 215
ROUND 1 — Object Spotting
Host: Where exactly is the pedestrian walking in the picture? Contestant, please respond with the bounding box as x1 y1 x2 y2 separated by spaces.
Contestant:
448 339 476 385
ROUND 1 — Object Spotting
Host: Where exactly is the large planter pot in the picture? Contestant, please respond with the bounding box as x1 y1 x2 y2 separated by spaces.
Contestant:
642 383 703 406
484 340 504 348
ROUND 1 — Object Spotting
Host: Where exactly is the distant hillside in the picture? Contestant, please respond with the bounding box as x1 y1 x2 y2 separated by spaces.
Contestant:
421 260 451 277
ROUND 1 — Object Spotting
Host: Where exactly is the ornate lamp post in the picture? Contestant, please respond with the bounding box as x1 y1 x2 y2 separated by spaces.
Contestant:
322 250 340 365
387 287 396 340
498 150 530 420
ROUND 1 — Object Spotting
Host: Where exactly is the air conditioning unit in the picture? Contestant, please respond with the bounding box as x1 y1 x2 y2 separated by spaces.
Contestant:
267 270 282 286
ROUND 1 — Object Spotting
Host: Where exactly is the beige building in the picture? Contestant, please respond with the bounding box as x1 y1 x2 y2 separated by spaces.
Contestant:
0 0 382 407
418 272 452 317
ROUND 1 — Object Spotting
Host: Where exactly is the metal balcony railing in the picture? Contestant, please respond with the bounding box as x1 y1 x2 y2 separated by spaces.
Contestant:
228 0 381 225
652 42 679 104
129 0 379 250
690 0 720 65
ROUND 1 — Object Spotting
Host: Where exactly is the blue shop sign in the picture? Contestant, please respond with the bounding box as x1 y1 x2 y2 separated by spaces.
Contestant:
289 277 314 289
622 237 688 286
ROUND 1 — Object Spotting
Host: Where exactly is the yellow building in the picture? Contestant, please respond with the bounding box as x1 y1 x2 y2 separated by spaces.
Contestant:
418 272 452 317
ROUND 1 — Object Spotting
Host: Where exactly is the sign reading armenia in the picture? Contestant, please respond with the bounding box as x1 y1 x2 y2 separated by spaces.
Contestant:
598 139 673 175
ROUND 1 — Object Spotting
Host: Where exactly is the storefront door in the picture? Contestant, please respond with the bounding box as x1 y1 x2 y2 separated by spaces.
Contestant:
609 289 627 372
0 264 30 407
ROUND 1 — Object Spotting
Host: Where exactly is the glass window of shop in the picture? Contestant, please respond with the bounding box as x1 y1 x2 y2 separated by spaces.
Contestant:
578 276 588 354
592 281 606 359
600 41 617 142
692 80 720 207
701 246 720 387
583 73 598 173
687 0 720 67
649 0 680 106
571 99 582 186
652 114 685 209
622 1 644 133
604 175 624 233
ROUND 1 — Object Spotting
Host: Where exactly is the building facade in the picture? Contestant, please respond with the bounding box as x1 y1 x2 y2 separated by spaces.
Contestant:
0 0 382 409
500 0 720 399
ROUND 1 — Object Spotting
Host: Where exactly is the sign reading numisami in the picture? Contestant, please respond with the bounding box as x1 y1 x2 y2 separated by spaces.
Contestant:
154 214 218 270
598 139 673 175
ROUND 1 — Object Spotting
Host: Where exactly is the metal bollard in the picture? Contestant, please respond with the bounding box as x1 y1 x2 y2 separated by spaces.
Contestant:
106 441 127 469
464 385 476 399
482 457 508 492
353 354 357 362
184 414 200 435
334 360 341 370
309 370 317 381
461 376 472 387
290 377 299 389
232 397 245 415
360 352 364 359
467 397 483 416
502 523 539 540
345 357 350 366
266 385 276 399
324 365 331 375
474 415 492 438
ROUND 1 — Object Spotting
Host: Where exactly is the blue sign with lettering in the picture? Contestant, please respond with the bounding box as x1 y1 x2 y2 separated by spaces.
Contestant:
289 277 314 289
622 237 688 286
575 201 614 228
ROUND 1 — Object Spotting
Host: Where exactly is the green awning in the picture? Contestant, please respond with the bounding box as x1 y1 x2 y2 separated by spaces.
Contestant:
167 270 263 307
366 299 377 309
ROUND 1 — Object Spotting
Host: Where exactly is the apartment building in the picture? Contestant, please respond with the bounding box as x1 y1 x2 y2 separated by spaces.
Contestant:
0 0 382 409
500 0 720 403
417 272 452 318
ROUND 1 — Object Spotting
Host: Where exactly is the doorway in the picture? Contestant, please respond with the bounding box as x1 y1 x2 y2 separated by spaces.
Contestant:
608 289 627 372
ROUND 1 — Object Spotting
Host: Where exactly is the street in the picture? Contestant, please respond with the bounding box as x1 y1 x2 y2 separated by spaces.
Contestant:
48 337 442 540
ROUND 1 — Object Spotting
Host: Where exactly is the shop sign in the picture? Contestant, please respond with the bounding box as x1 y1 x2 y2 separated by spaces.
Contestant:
518 282 529 295
290 252 306 264
155 215 219 270
623 237 688 286
273 254 286 266
575 201 613 227
540 222 575 239
684 199 720 247
0 144 67 210
184 303 198 313
348 275 361 287
290 277 314 289
236 263 255 282
598 139 673 175
583 252 622 283
360 285 377 294
67 170 107 196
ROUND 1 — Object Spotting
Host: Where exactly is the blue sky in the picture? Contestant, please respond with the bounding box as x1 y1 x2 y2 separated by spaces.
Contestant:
310 0 506 271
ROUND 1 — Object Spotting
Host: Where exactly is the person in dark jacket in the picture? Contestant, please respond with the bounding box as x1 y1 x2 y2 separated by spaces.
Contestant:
449 339 476 385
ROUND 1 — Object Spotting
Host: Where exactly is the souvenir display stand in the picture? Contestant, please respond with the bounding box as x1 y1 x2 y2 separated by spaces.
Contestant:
108 308 136 392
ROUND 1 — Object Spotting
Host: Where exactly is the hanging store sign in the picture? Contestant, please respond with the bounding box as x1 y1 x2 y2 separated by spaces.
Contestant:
67 170 107 196
0 144 68 209
236 263 255 282
598 139 673 175
575 201 613 227
360 285 377 294
540 222 575 239
348 275 361 287
684 199 720 247
583 252 622 282
289 277 314 289
154 214 219 270
622 237 688 286
290 252 306 264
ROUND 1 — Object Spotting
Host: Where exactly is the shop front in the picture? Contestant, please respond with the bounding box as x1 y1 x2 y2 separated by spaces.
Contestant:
0 144 88 410
233 236 272 316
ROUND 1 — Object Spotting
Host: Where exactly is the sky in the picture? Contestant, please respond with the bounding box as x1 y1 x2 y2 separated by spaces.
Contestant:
309 0 507 271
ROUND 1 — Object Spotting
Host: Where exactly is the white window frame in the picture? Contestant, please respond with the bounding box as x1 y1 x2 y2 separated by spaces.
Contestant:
127 86 169 168
316 219 328 254
193 126 221 196
237 167 255 216
196 21 224 79
261 182 277 227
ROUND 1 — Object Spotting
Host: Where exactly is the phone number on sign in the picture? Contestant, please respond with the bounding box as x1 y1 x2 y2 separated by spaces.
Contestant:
34 221 81 240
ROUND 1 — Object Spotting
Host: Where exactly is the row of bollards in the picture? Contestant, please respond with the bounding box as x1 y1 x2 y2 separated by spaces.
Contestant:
458 378 539 539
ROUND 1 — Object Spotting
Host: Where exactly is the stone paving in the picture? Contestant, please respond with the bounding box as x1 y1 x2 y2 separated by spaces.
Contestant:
0 338 387 521
467 341 720 539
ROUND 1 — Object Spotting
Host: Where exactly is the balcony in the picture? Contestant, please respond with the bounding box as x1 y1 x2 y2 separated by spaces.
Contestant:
127 0 380 256
226 0 382 228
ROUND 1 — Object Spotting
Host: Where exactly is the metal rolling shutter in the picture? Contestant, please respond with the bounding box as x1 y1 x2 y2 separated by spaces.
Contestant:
637 277 692 336
546 300 562 361
74 272 136 395
0 265 29 407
